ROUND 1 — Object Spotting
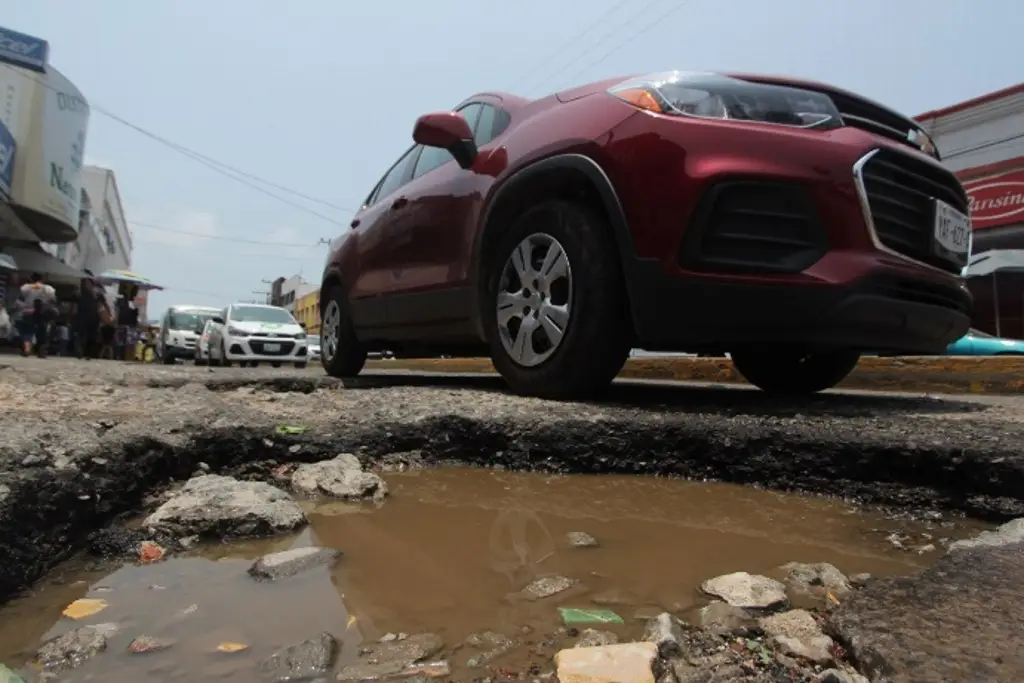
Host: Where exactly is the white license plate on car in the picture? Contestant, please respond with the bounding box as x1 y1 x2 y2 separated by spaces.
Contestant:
263 343 281 352
933 200 971 257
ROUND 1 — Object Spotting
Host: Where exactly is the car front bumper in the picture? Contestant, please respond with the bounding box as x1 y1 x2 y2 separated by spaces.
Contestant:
224 335 308 362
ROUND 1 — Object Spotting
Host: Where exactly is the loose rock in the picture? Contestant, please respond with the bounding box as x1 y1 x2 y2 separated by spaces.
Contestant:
128 635 174 654
555 642 658 683
774 634 835 665
249 547 342 581
464 631 517 667
700 572 787 609
566 531 599 548
520 575 577 599
337 633 444 682
782 562 852 598
259 632 338 682
144 474 307 538
36 623 118 673
642 612 685 659
575 629 619 648
697 601 756 634
817 669 870 683
292 453 388 502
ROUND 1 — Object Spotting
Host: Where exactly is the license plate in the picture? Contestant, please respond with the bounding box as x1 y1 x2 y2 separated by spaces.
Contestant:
933 200 971 258
263 343 281 352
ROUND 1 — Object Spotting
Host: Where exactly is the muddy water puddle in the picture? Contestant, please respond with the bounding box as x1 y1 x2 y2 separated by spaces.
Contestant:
0 468 987 681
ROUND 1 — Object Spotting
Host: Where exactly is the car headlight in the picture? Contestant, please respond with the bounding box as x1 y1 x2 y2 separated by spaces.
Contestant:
227 326 250 337
295 332 307 340
607 71 843 130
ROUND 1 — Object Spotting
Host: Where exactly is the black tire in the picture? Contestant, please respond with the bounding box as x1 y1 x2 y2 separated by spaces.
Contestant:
481 199 632 399
162 351 175 365
220 342 233 368
730 348 861 394
271 362 281 368
194 357 206 366
320 285 367 378
250 361 260 368
294 362 308 369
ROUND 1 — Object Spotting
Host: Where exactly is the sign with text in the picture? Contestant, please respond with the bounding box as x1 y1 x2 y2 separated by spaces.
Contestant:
0 118 13 197
0 26 48 73
965 168 1024 231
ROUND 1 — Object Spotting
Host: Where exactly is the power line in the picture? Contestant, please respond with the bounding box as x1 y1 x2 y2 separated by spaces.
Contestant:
505 0 637 95
549 0 694 94
132 236 320 261
130 220 321 247
0 64 356 227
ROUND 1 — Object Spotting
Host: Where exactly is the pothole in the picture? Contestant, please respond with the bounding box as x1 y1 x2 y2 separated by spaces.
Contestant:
0 466 987 683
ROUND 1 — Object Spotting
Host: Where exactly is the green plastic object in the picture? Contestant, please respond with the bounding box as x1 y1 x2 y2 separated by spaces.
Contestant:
558 607 624 625
274 424 307 435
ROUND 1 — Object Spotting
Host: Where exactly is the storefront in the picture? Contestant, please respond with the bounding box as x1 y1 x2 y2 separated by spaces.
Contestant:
918 83 1024 337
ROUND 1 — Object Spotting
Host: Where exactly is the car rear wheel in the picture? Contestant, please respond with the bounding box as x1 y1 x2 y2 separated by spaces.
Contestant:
320 287 367 378
730 347 861 394
221 341 233 368
482 200 631 399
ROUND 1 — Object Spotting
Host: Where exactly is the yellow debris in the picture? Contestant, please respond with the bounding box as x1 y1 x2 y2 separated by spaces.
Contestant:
216 642 249 653
62 598 109 620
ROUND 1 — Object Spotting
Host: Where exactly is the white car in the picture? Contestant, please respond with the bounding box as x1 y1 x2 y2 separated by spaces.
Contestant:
208 303 309 368
307 334 321 362
193 319 220 365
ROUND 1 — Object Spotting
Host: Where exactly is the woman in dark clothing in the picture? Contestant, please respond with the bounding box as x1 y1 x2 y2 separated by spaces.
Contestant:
75 278 101 359
115 285 140 360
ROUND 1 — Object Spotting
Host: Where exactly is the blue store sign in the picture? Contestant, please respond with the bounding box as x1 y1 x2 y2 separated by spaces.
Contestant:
0 119 14 198
0 26 49 73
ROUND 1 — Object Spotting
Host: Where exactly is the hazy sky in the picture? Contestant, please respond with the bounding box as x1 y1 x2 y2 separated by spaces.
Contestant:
8 0 1024 318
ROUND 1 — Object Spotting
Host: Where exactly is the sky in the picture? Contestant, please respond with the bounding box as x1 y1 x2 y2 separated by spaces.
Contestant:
8 0 1024 320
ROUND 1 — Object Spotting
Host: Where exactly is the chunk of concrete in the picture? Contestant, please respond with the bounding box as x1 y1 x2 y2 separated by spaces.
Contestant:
292 454 388 502
144 475 306 538
249 547 341 581
259 632 338 682
555 642 658 683
700 572 787 609
642 612 684 659
36 623 119 673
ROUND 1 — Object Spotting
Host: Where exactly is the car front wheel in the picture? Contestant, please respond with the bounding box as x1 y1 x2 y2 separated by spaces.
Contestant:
730 347 861 394
320 287 367 378
481 200 631 399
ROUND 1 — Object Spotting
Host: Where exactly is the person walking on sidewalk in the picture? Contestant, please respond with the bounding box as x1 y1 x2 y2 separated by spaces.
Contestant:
75 277 102 359
17 272 56 358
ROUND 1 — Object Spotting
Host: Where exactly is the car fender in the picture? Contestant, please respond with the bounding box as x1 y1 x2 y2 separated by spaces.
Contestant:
471 152 639 336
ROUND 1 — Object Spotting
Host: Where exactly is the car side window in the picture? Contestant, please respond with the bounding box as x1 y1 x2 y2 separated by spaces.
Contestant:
412 103 485 179
474 105 497 146
371 146 419 204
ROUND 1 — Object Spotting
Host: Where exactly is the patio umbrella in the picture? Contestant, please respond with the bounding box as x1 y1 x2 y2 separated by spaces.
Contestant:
0 253 15 270
95 269 164 291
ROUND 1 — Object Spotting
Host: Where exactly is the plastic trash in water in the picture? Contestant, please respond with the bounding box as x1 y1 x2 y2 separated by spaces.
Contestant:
275 424 307 435
558 607 624 625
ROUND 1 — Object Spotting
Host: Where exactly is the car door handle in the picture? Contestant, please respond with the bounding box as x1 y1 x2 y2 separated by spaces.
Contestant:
391 197 408 210
350 218 360 229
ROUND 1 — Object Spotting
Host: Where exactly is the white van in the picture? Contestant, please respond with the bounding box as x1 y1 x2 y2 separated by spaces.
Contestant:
157 305 222 364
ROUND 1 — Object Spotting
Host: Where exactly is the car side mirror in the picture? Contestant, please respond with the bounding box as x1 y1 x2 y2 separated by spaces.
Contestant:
212 316 224 324
413 112 478 169
299 322 307 330
194 326 204 335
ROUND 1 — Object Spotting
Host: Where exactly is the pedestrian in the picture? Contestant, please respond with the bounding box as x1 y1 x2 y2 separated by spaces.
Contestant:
75 277 102 360
55 320 70 356
17 272 56 358
0 300 10 343
115 284 140 361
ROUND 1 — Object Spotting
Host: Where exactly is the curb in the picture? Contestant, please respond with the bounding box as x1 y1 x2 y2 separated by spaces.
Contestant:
365 356 1024 395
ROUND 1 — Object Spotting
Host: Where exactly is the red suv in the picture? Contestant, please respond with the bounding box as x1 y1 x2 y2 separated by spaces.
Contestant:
320 71 972 398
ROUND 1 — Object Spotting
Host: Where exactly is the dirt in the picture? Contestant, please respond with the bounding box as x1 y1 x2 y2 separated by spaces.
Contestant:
0 468 982 682
1 356 1024 681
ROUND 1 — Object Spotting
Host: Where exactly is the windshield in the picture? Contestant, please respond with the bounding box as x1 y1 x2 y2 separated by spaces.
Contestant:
308 335 320 345
609 71 843 130
231 305 296 324
169 310 216 331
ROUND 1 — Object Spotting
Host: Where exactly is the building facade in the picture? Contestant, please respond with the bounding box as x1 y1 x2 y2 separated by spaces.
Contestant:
294 288 320 334
918 83 1024 337
269 274 315 314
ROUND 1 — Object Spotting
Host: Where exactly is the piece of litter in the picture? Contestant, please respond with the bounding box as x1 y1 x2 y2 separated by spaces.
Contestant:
826 591 841 605
558 607 624 625
346 614 358 628
62 598 108 620
139 541 165 564
216 642 248 653
274 424 307 435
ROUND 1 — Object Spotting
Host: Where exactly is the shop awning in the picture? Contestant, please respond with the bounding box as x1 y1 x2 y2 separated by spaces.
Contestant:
4 245 90 285
0 252 15 270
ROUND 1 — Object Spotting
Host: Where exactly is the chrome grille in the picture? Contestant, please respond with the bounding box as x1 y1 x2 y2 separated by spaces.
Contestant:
854 148 970 274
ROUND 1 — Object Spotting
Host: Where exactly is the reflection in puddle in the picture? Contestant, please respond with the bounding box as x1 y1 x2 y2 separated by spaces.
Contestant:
0 468 987 681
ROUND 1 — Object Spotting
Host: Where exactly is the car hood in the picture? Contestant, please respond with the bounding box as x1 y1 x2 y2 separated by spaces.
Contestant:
229 321 303 336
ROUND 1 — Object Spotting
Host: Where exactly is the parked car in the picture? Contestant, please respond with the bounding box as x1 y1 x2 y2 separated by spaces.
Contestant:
157 305 221 364
193 319 220 365
318 70 972 398
208 304 309 368
945 329 1024 356
307 334 321 362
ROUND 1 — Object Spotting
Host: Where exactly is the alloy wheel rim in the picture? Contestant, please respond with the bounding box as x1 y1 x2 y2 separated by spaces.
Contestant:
496 232 573 368
322 300 341 362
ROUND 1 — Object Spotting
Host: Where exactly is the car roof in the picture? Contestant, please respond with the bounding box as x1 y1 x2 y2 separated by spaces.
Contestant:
170 305 220 312
231 303 285 310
